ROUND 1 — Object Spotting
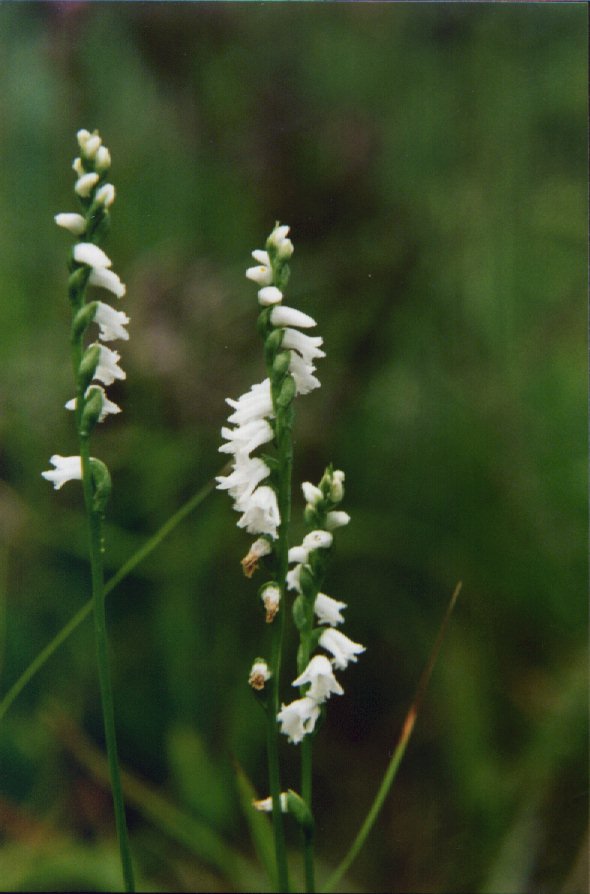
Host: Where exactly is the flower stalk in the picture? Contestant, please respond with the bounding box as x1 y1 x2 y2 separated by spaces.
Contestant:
43 129 134 892
219 223 363 892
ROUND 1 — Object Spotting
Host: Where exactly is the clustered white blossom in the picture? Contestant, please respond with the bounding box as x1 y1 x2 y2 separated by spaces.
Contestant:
277 473 365 744
216 224 324 539
43 129 128 492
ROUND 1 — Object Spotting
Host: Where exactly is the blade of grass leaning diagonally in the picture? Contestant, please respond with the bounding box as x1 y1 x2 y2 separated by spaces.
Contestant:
321 581 462 894
43 709 265 891
0 473 222 723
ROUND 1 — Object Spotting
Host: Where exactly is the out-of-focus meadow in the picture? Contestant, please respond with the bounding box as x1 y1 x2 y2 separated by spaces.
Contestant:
0 3 586 892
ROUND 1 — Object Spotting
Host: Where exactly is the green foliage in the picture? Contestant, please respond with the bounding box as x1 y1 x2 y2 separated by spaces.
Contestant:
0 3 585 892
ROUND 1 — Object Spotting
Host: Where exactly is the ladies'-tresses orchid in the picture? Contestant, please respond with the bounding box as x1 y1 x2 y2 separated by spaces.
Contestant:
44 130 135 890
43 128 128 492
217 223 324 539
279 468 365 744
277 696 321 745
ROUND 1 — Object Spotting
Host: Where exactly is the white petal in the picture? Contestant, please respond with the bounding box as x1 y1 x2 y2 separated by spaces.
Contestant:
270 306 316 329
75 172 100 197
314 593 347 626
277 696 320 744
93 302 130 341
41 454 82 490
91 343 126 386
246 265 273 286
74 242 112 269
54 213 86 235
258 286 283 306
89 267 126 298
319 628 365 670
236 485 280 538
252 249 270 265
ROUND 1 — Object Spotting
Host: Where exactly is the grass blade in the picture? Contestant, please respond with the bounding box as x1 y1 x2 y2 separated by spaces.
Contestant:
0 475 219 722
321 581 462 893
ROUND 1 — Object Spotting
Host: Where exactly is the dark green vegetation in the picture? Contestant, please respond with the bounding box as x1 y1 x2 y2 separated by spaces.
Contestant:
0 4 586 891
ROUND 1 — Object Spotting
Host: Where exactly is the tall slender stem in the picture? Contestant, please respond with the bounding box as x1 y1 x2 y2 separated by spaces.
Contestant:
266 404 293 893
301 736 315 893
80 435 135 893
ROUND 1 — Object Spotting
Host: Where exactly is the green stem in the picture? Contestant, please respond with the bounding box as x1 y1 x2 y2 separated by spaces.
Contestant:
0 476 217 724
80 436 135 893
266 404 293 893
301 736 315 893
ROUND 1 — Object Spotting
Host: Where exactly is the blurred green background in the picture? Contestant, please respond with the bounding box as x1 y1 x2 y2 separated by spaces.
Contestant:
0 3 586 892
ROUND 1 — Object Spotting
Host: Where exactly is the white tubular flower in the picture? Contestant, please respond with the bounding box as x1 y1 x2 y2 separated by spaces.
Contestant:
76 128 93 150
302 530 333 551
89 267 126 299
248 658 271 691
258 286 283 306
241 537 272 578
270 306 316 329
74 242 112 269
288 546 308 564
288 350 321 396
253 793 288 812
95 183 116 207
314 592 347 627
65 386 121 422
226 379 273 427
246 264 273 286
319 628 366 670
236 485 281 539
75 172 100 197
93 301 130 342
252 249 271 266
330 470 345 503
292 654 344 702
261 583 280 623
277 696 320 744
282 328 325 364
54 213 86 235
268 224 290 246
326 510 351 531
95 145 111 172
286 563 303 593
216 456 271 508
219 418 274 460
41 454 82 490
302 481 323 506
91 343 126 386
72 157 84 177
268 224 294 259
83 134 102 159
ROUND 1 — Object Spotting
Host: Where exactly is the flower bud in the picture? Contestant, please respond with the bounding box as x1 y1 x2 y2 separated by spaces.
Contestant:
55 213 86 235
326 510 350 530
330 470 345 503
83 134 102 159
94 145 111 172
75 172 100 198
95 183 115 207
258 286 283 306
277 238 294 260
302 481 323 506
